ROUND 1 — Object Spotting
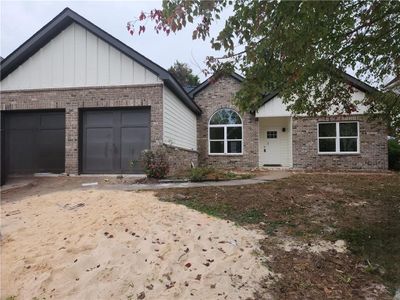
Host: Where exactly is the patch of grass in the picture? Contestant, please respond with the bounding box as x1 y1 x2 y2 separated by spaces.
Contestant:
170 197 264 224
225 171 237 179
264 220 288 235
337 223 400 290
171 197 234 220
235 208 264 224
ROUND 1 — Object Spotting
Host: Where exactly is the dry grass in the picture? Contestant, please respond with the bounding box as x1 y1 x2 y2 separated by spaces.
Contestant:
156 173 400 299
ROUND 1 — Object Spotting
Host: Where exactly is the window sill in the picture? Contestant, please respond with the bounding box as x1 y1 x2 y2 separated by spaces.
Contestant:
318 152 360 156
208 153 244 156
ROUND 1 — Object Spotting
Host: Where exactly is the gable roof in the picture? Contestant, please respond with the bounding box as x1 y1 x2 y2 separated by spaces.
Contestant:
0 7 201 115
260 71 378 107
189 72 244 98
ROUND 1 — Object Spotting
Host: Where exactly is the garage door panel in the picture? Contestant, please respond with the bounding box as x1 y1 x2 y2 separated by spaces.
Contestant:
7 114 37 130
40 113 65 129
82 108 150 174
120 127 149 172
85 111 114 127
37 129 65 171
84 127 114 172
121 109 150 127
8 130 35 173
5 111 65 175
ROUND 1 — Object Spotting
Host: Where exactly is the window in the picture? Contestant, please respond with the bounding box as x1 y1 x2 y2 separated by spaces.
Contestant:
267 131 277 139
318 122 359 154
209 109 243 154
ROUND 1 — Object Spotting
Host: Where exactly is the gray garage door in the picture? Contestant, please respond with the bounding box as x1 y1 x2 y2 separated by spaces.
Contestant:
81 108 150 174
4 111 65 175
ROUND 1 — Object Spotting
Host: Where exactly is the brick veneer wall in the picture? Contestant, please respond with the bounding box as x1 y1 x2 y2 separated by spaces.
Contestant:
292 115 388 170
1 84 164 174
163 144 198 174
193 76 259 169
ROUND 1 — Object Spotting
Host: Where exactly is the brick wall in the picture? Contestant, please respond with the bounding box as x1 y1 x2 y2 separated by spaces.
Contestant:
1 84 164 174
193 76 259 169
163 144 198 175
292 115 388 170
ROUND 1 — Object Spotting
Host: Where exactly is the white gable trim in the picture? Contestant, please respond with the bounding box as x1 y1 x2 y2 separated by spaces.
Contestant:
256 89 369 118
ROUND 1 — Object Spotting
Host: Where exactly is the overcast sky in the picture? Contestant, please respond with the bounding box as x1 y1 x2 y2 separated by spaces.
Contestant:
0 0 231 80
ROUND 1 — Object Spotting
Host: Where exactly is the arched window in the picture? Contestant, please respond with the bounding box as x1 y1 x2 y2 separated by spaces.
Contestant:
209 109 243 154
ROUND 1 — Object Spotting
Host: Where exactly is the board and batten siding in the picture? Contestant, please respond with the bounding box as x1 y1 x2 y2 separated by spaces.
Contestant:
0 23 160 91
163 87 197 151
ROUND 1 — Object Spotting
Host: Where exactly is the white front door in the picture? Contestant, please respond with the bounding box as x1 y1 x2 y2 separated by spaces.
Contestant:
261 128 281 165
259 117 292 167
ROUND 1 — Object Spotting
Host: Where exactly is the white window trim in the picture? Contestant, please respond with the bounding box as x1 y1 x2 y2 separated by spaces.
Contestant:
317 121 360 155
208 111 243 156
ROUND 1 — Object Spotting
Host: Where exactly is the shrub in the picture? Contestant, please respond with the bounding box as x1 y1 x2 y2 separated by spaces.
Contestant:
190 167 213 182
225 171 238 179
388 139 400 171
139 148 169 179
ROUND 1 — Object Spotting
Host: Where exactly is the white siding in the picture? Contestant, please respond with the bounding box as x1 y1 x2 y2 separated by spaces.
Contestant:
0 23 161 90
256 96 291 117
256 89 368 117
163 87 197 150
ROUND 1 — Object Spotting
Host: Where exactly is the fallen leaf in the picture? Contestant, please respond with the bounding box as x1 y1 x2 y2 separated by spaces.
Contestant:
195 274 202 281
165 281 176 289
185 262 192 268
137 291 145 299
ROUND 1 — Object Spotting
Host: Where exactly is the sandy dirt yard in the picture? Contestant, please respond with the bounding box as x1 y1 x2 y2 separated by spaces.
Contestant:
1 181 275 300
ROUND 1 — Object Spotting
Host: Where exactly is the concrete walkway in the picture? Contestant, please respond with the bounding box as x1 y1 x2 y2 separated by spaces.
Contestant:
104 170 291 191
1 171 291 193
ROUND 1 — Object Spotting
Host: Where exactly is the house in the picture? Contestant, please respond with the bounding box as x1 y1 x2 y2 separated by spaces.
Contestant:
385 76 400 94
0 8 388 184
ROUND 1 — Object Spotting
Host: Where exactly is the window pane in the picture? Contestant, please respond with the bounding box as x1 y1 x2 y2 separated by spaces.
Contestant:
228 141 242 153
319 123 336 137
267 131 277 139
210 141 224 153
210 109 242 125
340 123 357 137
319 139 336 152
210 127 224 139
340 138 358 152
227 127 242 139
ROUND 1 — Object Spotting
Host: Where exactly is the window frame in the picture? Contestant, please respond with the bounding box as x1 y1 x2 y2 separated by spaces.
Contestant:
317 121 360 155
208 109 243 155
